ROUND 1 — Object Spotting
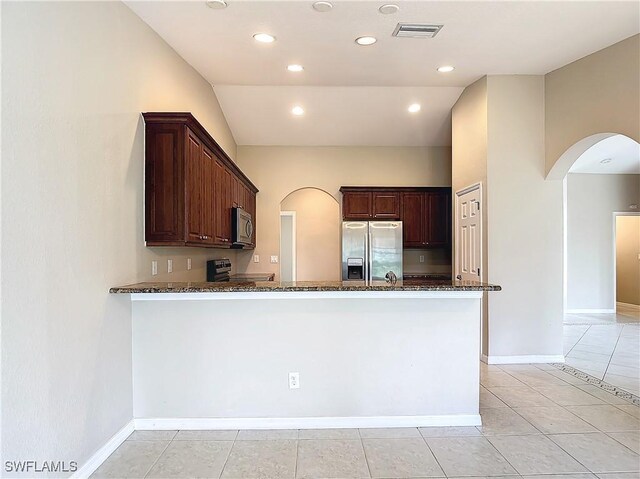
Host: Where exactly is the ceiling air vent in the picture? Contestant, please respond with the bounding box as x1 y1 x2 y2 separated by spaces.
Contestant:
392 23 443 38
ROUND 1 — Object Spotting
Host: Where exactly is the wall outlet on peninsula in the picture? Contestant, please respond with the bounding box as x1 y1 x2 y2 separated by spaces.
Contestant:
288 372 300 389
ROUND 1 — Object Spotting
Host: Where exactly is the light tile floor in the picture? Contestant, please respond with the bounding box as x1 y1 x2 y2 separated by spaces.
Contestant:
92 363 639 479
564 303 640 395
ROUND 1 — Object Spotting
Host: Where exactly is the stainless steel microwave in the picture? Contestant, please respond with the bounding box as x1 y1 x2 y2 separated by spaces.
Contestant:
232 207 253 246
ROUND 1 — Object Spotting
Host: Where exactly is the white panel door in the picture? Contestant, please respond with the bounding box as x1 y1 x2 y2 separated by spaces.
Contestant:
456 185 482 282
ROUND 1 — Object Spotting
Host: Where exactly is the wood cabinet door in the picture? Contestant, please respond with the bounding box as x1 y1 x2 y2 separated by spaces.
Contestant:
426 192 451 246
401 192 425 248
144 124 184 242
213 158 230 245
231 175 240 208
185 130 206 244
343 192 372 219
201 145 215 245
224 167 233 242
372 192 400 219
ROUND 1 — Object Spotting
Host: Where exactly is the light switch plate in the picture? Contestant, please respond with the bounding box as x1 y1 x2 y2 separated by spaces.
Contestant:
253 255 260 263
270 255 279 264
151 261 158 276
167 259 173 273
187 258 192 270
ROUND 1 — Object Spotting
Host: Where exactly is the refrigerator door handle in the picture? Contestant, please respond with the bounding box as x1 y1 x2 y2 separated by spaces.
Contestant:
364 228 369 282
367 230 372 282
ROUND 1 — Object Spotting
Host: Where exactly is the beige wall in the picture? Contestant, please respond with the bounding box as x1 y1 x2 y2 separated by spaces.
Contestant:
281 188 341 281
235 146 452 279
2 1 236 471
451 76 489 353
453 75 564 359
616 215 640 306
486 75 564 358
567 174 640 310
545 35 640 176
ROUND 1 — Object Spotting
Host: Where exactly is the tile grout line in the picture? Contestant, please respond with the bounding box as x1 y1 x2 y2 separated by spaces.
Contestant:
601 323 625 381
142 433 174 479
565 324 591 356
602 429 640 456
417 429 448 478
357 429 377 479
293 431 299 479
543 432 599 475
482 433 527 476
216 430 238 479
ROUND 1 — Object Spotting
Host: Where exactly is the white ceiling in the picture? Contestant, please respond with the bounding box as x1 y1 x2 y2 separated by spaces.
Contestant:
570 135 640 175
214 86 462 145
126 1 640 146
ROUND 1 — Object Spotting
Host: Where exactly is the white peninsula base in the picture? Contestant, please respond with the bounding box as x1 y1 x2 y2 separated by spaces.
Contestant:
130 290 483 430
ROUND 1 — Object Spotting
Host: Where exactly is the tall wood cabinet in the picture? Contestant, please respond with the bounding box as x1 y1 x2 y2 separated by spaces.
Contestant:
144 112 258 248
340 186 451 249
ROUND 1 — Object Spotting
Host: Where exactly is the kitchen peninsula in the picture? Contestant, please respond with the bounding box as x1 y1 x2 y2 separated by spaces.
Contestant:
111 279 500 430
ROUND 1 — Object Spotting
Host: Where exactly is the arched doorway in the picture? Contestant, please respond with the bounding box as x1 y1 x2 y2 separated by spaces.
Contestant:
553 133 639 394
279 188 341 281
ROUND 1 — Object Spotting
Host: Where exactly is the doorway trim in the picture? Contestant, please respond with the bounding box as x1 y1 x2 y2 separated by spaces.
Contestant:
280 211 297 282
454 182 483 281
455 182 484 360
612 211 640 313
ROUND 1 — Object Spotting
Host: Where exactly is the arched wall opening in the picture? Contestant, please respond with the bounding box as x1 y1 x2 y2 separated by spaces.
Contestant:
279 187 341 282
554 134 640 314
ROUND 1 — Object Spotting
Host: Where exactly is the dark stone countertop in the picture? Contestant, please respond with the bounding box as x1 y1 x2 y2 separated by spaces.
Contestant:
109 280 501 294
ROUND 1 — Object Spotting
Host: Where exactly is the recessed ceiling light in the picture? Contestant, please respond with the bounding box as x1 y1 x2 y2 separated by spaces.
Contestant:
253 33 276 43
408 103 421 113
379 4 399 14
291 106 305 116
205 0 228 9
355 36 377 46
287 64 304 72
437 65 455 73
312 1 333 12
600 158 612 164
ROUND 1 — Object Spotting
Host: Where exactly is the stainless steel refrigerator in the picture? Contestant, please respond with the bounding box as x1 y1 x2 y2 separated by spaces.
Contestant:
342 221 403 281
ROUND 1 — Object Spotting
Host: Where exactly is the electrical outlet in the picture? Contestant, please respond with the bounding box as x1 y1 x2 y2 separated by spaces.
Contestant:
151 261 158 276
271 255 279 264
187 258 192 270
288 372 300 389
419 255 425 263
167 259 173 273
253 255 260 263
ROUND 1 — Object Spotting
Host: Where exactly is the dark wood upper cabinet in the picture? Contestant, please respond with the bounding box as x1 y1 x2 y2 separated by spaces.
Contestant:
144 112 258 249
372 192 400 219
341 186 451 249
144 124 184 242
426 191 451 247
342 191 372 220
401 192 425 247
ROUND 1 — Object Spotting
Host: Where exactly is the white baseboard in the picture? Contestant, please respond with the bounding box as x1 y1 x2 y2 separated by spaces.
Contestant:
482 354 565 365
134 414 482 430
72 420 134 479
566 308 615 314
